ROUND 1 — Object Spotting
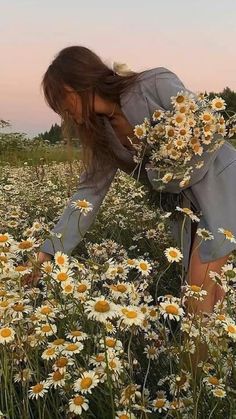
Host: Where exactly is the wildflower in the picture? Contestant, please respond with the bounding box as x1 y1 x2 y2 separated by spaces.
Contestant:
175 206 200 222
212 388 226 398
28 381 49 399
41 260 53 274
211 97 226 111
54 251 69 267
66 330 88 342
135 259 152 276
159 301 184 321
52 356 74 373
119 305 145 327
84 297 118 323
73 370 100 394
224 322 236 340
133 124 147 139
47 370 67 388
35 323 57 337
152 392 169 413
164 247 183 263
63 342 84 356
184 284 208 300
51 268 74 284
15 237 37 252
0 233 14 247
218 228 236 243
41 347 58 360
144 345 159 360
69 394 89 415
71 199 93 215
196 228 214 240
0 326 15 344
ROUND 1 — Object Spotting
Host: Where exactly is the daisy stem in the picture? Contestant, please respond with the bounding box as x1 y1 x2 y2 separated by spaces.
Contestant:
142 357 151 407
154 264 171 304
102 326 115 419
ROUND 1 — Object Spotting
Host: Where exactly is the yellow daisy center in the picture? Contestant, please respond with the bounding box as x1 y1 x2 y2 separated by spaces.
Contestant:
73 395 85 406
155 399 165 408
0 235 8 243
81 377 93 389
190 285 201 293
0 328 12 338
94 301 110 313
57 272 68 282
32 383 44 394
165 304 179 315
77 284 87 293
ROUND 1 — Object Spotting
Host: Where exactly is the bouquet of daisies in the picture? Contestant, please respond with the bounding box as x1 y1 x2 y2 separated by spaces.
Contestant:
130 91 236 190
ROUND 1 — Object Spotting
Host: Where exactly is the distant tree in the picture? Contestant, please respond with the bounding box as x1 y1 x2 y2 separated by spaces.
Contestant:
35 123 63 144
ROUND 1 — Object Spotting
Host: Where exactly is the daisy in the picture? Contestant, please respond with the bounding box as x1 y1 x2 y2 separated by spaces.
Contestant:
203 376 224 389
144 345 159 360
184 284 207 300
73 370 100 394
62 342 84 356
212 388 226 398
133 123 147 139
0 326 15 344
15 237 38 253
35 304 57 320
164 247 183 263
196 228 214 240
35 323 57 337
119 305 145 327
69 394 89 415
175 206 200 222
54 251 69 267
41 347 58 361
52 356 74 373
135 259 152 276
224 322 236 340
74 279 91 298
0 233 14 247
152 392 169 413
71 199 93 215
47 370 67 388
41 260 54 274
172 112 186 126
84 297 118 323
221 263 236 281
51 268 74 284
152 109 165 121
109 282 131 298
211 97 226 111
66 330 88 342
49 338 66 350
61 282 75 295
159 301 184 321
28 381 49 399
218 228 236 243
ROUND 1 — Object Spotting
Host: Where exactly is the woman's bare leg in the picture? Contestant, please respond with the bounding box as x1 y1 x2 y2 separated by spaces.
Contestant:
184 226 231 369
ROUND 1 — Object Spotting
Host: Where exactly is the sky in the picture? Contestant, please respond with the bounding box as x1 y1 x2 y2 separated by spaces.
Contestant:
1 0 236 138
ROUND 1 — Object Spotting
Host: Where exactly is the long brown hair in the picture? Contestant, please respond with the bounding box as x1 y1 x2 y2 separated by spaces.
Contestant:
40 45 147 185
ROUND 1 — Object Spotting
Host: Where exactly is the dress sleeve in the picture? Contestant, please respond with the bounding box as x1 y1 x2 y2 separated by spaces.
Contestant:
39 161 118 256
145 67 224 193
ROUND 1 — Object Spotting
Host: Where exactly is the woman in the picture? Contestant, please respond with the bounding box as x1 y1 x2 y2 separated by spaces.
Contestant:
26 45 236 318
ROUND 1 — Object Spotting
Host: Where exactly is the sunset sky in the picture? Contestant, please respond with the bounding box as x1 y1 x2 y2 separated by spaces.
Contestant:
1 0 235 138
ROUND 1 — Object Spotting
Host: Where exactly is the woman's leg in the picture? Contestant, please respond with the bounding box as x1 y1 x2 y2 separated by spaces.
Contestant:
183 221 231 369
186 230 230 314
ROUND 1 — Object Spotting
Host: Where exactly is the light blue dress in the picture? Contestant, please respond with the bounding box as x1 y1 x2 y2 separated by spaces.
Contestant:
39 67 236 276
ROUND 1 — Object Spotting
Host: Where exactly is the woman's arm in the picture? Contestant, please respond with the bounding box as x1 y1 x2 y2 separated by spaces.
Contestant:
39 161 118 256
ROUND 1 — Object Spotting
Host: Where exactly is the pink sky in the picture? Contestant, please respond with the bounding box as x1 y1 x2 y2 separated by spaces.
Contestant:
1 0 235 138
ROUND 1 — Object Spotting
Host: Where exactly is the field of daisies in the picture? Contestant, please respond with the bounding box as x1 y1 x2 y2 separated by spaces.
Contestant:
0 154 236 419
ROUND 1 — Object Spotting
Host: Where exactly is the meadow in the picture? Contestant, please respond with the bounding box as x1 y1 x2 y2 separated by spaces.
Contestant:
0 138 236 419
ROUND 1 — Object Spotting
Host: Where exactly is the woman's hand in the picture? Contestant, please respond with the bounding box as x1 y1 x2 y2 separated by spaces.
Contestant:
22 251 53 287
